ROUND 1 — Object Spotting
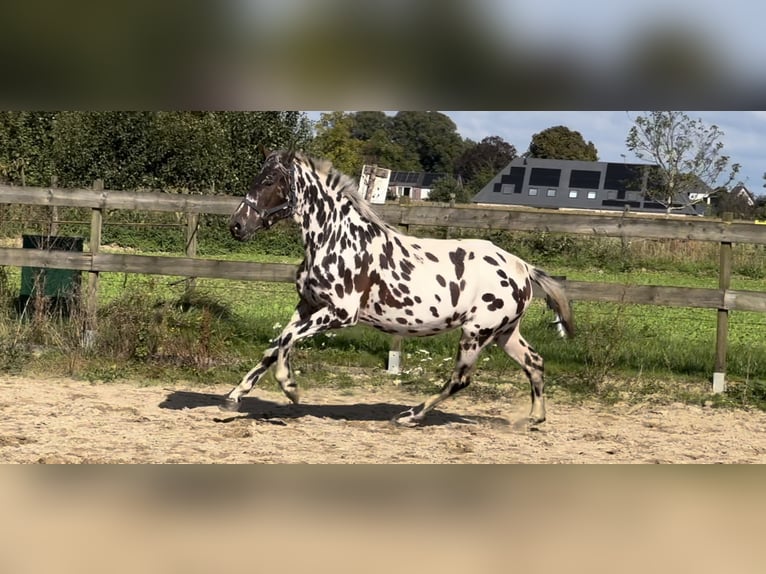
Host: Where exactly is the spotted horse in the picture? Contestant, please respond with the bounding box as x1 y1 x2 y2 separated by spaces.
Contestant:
223 150 574 426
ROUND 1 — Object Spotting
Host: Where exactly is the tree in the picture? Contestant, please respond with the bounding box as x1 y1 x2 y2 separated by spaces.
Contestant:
390 111 466 173
713 186 756 219
2 112 313 193
0 111 57 186
464 164 502 201
455 135 516 184
427 174 473 203
216 111 313 193
526 125 598 161
351 111 391 141
348 112 420 171
51 111 157 190
309 112 364 176
358 128 421 172
755 196 766 220
626 111 740 211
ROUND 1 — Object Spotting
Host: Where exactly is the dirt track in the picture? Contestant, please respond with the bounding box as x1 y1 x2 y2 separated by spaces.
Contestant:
1 374 766 463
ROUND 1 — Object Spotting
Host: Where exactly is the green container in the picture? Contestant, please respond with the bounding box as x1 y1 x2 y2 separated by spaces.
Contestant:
18 235 84 317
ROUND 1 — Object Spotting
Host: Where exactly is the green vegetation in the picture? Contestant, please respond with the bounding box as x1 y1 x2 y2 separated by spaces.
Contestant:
525 125 599 161
0 224 764 411
0 111 313 193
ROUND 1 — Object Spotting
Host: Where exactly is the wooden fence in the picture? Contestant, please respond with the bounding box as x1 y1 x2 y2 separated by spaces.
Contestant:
2 182 766 391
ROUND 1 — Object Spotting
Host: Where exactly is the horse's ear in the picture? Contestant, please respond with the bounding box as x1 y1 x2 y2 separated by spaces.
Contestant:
258 143 270 159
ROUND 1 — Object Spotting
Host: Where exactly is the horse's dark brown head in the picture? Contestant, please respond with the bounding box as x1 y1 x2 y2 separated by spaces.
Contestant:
229 149 295 241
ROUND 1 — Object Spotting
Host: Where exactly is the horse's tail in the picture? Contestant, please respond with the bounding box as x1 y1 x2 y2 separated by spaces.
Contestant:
530 267 575 338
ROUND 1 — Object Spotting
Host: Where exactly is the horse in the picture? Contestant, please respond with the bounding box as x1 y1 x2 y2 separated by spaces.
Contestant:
223 149 574 426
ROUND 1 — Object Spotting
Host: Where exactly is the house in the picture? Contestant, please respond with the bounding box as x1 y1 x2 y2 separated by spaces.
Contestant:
707 183 758 217
387 170 446 201
471 157 707 215
729 184 756 207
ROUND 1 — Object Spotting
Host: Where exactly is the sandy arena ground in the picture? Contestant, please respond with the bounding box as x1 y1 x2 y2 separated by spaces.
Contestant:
1 374 766 463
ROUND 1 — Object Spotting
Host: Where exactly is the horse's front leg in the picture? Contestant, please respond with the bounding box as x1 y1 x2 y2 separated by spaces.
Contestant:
221 303 309 411
221 303 355 411
220 339 280 411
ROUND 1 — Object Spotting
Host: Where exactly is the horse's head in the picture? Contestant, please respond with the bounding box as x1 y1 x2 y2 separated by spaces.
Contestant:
230 148 295 241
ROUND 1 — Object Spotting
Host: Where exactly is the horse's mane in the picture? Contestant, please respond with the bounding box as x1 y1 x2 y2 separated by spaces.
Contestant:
296 152 396 232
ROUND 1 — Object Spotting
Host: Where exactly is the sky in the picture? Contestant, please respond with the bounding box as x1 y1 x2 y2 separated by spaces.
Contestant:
442 112 765 194
307 111 765 196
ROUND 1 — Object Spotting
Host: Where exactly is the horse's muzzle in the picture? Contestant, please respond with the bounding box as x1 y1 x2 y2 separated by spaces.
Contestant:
230 216 258 241
230 215 271 241
229 218 246 241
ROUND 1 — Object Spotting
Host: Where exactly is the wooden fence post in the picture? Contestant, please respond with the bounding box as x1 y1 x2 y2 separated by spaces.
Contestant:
713 212 733 393
445 194 456 238
83 178 104 348
185 210 199 292
398 196 411 234
49 176 59 236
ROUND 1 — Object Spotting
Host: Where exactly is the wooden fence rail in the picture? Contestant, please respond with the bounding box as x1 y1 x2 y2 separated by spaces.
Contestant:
1 248 765 314
2 183 765 390
0 248 298 283
3 183 766 244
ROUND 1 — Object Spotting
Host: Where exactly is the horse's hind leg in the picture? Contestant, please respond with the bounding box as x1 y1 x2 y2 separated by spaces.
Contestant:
393 331 487 427
496 329 546 423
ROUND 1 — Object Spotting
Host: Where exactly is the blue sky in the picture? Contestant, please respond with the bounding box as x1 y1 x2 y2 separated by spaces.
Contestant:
442 112 764 194
307 111 765 195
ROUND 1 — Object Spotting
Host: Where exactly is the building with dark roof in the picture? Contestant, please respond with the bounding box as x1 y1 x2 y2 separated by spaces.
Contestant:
388 170 446 200
729 184 756 207
471 157 706 215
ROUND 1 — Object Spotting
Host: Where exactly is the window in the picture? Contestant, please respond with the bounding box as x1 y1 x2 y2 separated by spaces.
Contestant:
604 163 642 191
587 191 597 199
569 169 601 189
568 190 578 199
546 189 557 197
494 166 526 194
403 187 411 197
528 187 538 196
529 168 562 187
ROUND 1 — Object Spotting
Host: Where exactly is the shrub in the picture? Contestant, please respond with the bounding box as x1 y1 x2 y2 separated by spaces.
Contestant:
94 285 235 370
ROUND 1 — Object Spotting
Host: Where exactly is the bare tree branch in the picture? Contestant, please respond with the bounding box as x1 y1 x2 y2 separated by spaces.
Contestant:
626 111 740 213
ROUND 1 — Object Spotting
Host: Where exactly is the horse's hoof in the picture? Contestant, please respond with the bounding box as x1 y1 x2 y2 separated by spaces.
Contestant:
219 397 241 412
391 410 422 428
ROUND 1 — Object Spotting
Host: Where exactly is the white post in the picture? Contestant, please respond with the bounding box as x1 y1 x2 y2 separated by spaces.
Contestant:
387 336 402 374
